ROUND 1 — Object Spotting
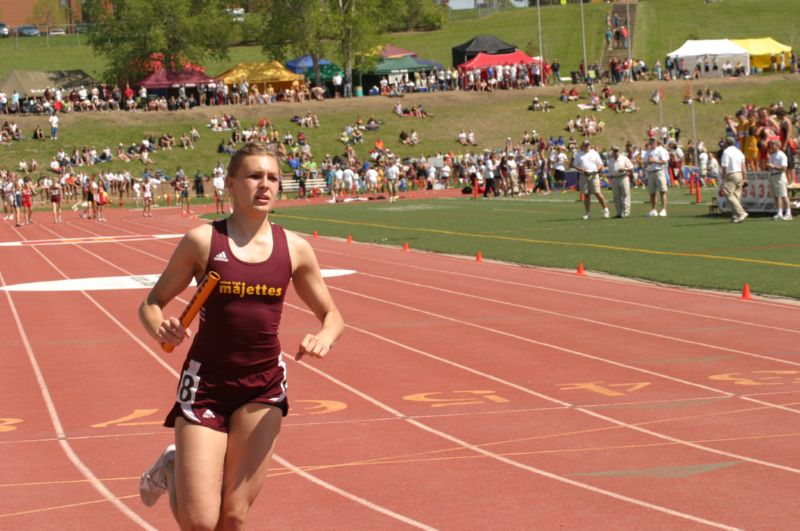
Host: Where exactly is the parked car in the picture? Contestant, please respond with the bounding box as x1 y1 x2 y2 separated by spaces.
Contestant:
48 27 66 36
16 24 40 37
0 23 10 38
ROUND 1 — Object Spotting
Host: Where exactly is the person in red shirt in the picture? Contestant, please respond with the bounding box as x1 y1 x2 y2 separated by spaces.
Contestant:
138 142 343 529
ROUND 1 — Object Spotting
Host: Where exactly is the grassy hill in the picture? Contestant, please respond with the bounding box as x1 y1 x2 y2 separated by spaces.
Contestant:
634 0 799 65
1 1 796 80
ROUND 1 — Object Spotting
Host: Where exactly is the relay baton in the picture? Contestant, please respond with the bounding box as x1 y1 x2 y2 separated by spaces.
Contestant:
161 271 221 353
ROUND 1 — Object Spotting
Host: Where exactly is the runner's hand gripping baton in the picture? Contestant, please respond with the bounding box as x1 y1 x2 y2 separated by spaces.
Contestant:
161 271 221 353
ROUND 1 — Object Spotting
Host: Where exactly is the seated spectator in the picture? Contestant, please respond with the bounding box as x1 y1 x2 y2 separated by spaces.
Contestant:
181 132 194 149
365 115 380 131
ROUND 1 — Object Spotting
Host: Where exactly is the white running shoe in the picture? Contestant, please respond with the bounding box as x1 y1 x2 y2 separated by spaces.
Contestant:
139 444 175 507
582 212 590 220
602 208 610 219
783 213 793 221
658 209 668 217
774 213 784 221
732 212 749 224
647 209 658 217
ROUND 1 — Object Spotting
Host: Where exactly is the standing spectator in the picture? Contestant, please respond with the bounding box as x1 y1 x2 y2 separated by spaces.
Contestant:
385 158 400 203
574 140 610 219
212 166 226 215
720 136 748 223
551 60 561 85
49 112 59 140
332 72 343 98
608 146 633 217
766 140 792 221
643 137 670 217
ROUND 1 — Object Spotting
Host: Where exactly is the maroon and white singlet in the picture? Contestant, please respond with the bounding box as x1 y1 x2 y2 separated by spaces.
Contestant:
165 220 293 432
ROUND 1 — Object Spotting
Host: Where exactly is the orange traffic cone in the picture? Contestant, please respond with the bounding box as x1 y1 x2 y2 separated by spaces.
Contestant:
688 177 695 195
402 242 409 252
695 183 702 204
346 234 353 244
577 263 585 276
312 230 318 238
741 283 752 300
475 251 483 263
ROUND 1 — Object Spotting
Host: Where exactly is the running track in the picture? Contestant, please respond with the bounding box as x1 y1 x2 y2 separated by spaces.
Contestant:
1 204 799 530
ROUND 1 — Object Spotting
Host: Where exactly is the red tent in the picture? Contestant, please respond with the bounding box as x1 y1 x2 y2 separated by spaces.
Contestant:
138 67 217 89
382 44 417 58
458 50 538 70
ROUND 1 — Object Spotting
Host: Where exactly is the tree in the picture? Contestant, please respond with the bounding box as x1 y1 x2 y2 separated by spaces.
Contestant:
330 0 384 94
258 0 335 88
32 0 67 27
84 0 232 84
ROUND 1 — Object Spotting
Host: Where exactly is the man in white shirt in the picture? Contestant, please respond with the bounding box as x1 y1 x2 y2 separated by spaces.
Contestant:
643 137 670 217
384 160 400 203
608 146 634 217
49 112 59 140
720 136 748 223
766 140 792 221
212 171 226 215
574 140 609 219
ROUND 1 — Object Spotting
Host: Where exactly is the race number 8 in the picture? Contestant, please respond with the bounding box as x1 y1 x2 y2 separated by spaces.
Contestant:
177 360 201 405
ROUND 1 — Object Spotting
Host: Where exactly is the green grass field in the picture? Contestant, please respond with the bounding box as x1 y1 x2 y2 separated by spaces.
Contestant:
267 192 800 300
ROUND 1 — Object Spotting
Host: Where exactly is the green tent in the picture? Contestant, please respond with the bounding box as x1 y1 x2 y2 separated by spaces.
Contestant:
370 56 427 76
303 63 344 82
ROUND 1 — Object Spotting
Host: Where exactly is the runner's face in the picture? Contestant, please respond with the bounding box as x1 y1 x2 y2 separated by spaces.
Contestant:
228 155 280 210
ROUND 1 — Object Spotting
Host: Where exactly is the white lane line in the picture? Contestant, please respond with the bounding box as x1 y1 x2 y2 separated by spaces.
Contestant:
272 455 436 530
20 232 432 530
288 292 800 474
285 345 738 530
348 270 800 368
315 246 800 332
0 234 181 247
328 238 800 310
0 270 355 292
0 271 156 531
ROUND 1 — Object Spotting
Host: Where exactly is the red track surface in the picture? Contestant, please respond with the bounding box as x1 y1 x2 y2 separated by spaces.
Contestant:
2 205 799 530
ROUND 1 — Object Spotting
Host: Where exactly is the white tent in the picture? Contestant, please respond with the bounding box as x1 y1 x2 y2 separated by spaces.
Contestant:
667 39 750 76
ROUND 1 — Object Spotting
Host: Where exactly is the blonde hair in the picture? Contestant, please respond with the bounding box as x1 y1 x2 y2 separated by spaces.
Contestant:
227 142 280 178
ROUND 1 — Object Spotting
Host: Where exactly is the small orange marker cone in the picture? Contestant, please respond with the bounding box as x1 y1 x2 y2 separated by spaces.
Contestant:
741 283 752 300
402 242 409 252
475 251 483 263
577 263 585 276
347 234 353 243
312 230 318 238
695 183 702 204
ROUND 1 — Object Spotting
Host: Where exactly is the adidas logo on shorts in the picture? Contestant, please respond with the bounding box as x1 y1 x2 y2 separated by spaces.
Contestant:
202 409 216 419
213 251 228 262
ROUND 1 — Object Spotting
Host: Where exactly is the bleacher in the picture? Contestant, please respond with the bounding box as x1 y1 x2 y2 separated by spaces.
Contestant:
281 177 327 195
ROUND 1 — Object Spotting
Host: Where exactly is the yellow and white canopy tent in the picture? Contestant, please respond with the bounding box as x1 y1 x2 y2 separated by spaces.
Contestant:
731 38 792 70
216 62 305 93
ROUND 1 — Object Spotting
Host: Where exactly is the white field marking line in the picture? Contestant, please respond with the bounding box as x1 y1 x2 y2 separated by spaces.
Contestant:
315 246 800 332
284 349 738 530
0 272 156 531
24 238 438 531
331 273 800 415
270 455 436 531
312 240 800 310
290 293 800 474
347 269 800 369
